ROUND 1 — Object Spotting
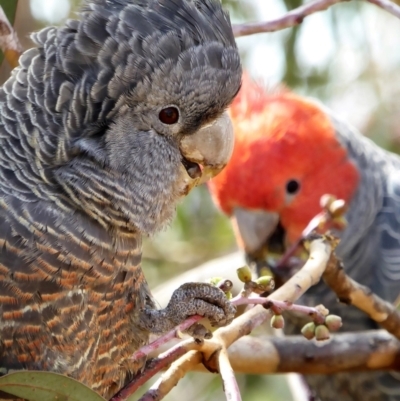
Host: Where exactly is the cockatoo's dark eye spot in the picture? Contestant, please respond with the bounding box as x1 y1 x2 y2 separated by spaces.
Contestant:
159 107 179 124
286 179 300 194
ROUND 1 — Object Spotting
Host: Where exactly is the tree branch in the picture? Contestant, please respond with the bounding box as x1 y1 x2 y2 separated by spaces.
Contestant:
136 235 333 401
138 231 400 400
115 236 336 401
109 340 200 401
218 347 242 401
323 254 400 339
232 0 345 37
202 235 333 371
113 226 400 401
131 315 203 360
232 0 400 38
155 330 400 375
367 0 400 17
138 351 202 401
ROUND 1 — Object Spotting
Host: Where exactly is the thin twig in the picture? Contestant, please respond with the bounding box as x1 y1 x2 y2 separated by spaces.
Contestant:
275 212 325 269
109 340 199 401
218 347 242 401
232 0 345 37
367 0 400 18
136 289 327 362
262 299 327 325
232 0 400 38
131 315 202 360
115 229 400 400
138 351 203 401
145 236 333 392
210 236 333 351
121 233 400 400
275 195 345 270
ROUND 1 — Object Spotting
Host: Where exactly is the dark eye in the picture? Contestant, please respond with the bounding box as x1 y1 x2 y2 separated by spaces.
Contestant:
286 179 300 195
159 106 179 125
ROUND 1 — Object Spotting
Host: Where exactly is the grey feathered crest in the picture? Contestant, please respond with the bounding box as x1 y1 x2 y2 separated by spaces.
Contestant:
1 0 241 173
26 0 239 138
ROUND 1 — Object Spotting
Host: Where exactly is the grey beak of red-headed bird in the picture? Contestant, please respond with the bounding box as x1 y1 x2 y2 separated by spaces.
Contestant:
179 112 235 190
233 207 280 254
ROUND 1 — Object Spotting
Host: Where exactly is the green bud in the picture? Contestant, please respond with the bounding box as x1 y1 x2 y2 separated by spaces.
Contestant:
315 324 330 341
271 314 285 329
258 265 274 278
236 266 252 283
255 276 275 292
218 279 233 293
301 322 316 340
315 304 329 317
324 315 342 332
207 277 225 286
207 277 233 299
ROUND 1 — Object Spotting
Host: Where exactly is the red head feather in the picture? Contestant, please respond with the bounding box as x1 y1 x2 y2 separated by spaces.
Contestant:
209 74 360 242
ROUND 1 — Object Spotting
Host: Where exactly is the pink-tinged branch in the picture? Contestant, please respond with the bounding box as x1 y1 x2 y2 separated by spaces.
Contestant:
111 194 400 401
131 237 333 398
232 0 345 37
274 212 325 269
109 340 198 401
232 0 400 38
275 195 345 270
132 290 327 362
367 0 400 18
193 236 333 377
131 315 202 360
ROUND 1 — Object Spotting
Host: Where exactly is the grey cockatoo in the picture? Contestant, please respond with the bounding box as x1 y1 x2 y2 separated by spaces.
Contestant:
0 0 242 398
209 75 400 400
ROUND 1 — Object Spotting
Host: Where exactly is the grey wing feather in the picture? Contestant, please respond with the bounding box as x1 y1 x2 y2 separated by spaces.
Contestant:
374 170 400 304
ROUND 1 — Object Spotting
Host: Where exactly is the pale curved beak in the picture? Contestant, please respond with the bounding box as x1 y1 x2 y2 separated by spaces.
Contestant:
179 112 234 186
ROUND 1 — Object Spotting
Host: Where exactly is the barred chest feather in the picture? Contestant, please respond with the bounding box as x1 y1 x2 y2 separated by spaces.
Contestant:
0 194 152 398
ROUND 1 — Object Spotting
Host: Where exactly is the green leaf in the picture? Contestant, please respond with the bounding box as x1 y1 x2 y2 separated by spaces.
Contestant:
0 371 106 401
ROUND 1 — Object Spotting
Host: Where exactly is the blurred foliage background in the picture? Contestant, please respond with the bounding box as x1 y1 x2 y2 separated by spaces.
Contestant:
1 0 400 399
